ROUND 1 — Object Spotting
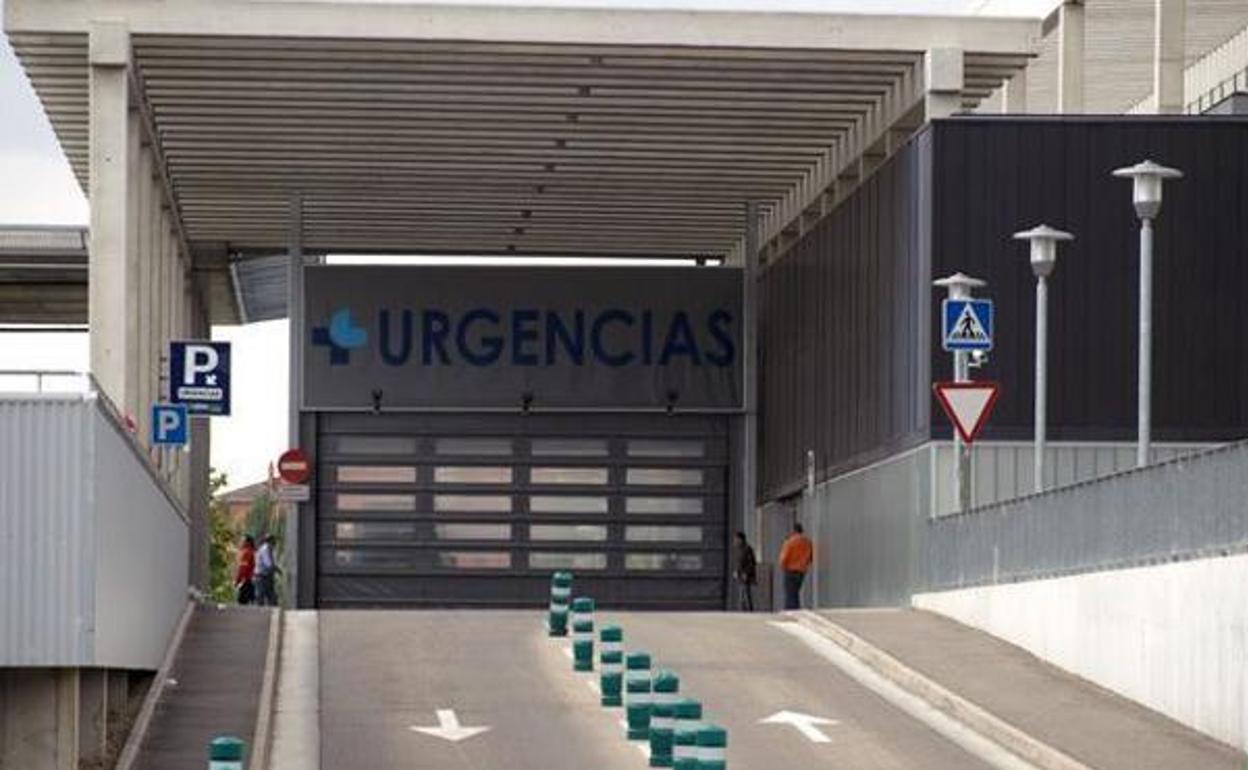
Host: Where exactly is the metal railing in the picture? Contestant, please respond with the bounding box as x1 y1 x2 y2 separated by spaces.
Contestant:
1186 66 1248 114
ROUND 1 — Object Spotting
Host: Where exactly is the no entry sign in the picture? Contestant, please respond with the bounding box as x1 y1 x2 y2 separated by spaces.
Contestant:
277 448 311 485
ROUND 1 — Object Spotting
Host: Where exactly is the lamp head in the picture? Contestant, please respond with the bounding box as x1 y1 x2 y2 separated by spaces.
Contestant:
932 271 987 300
1013 224 1074 278
1112 159 1182 220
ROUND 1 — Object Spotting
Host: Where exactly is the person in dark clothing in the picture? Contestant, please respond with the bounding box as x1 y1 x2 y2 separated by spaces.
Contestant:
734 531 758 612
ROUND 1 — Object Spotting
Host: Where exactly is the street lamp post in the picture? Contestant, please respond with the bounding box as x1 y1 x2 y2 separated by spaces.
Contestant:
1112 160 1182 467
1013 225 1074 494
933 272 987 512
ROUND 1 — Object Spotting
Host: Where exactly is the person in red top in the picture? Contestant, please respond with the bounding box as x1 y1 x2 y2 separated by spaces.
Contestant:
778 522 814 610
235 535 257 605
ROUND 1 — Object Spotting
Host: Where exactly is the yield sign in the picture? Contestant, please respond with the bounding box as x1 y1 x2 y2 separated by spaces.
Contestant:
933 382 1001 444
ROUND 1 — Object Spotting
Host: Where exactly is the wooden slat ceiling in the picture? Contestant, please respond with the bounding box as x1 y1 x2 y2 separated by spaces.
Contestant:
11 33 1027 258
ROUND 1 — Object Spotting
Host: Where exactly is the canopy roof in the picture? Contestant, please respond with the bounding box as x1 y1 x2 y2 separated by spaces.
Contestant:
7 0 1039 266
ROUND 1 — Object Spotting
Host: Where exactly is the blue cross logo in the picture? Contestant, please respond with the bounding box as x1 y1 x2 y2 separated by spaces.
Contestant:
312 308 368 365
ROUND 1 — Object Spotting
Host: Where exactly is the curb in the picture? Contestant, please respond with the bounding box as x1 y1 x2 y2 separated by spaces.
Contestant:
115 600 197 770
793 611 1093 770
249 608 284 770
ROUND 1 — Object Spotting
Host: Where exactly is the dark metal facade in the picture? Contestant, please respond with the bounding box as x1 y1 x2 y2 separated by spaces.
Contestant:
759 117 1248 501
759 131 932 500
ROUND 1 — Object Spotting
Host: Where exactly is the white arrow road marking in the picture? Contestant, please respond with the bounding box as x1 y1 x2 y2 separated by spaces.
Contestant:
759 710 840 743
410 710 491 743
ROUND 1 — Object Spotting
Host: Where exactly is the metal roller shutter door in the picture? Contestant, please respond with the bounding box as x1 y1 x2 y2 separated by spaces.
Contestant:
315 413 728 609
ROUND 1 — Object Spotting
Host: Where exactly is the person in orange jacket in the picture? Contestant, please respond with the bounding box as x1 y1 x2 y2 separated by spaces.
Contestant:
778 522 813 610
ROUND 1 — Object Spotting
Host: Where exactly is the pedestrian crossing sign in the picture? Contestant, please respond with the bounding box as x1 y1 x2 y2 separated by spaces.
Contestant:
942 299 993 352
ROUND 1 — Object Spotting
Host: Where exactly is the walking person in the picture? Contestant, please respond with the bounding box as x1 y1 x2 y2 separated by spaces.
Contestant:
734 531 758 612
255 534 281 607
235 535 257 605
778 522 814 610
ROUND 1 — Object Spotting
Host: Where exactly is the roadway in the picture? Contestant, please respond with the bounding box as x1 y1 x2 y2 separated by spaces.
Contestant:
312 610 1016 770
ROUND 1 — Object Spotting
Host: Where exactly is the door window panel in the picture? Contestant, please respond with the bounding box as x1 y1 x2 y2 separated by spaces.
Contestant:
434 523 512 541
529 552 608 570
434 466 514 484
531 495 609 514
434 494 513 513
337 493 416 512
438 551 512 569
627 440 705 458
625 525 703 543
531 467 609 485
625 553 704 571
435 437 513 456
334 436 417 455
530 524 609 541
337 466 417 484
333 521 417 540
625 497 703 515
626 468 704 486
531 438 609 457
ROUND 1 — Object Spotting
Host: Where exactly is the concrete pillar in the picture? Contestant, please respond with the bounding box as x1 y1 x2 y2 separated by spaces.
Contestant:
136 146 155 450
1154 0 1187 114
924 48 964 120
89 20 138 414
1058 1 1085 113
0 669 80 770
1002 72 1028 113
77 669 108 764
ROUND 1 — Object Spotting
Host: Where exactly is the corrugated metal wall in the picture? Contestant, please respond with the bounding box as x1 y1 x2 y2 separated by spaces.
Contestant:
758 130 932 501
0 396 94 665
0 395 189 669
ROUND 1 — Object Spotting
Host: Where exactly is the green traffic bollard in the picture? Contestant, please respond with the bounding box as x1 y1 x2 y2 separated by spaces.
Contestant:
648 670 680 767
599 625 624 706
672 699 703 770
209 736 245 770
548 572 573 637
697 724 727 770
625 652 653 740
571 597 595 672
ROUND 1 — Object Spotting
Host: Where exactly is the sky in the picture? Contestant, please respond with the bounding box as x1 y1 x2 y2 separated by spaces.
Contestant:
0 0 1055 489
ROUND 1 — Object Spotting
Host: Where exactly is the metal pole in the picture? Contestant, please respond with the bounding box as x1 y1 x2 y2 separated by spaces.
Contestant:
1138 217 1153 467
954 350 971 511
287 192 303 606
1034 274 1048 493
741 202 760 550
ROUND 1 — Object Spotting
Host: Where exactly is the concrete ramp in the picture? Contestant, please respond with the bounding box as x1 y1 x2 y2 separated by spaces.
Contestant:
809 609 1244 770
126 606 276 770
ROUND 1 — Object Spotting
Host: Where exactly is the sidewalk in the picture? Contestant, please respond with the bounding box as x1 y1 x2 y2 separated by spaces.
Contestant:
132 606 276 770
815 609 1244 770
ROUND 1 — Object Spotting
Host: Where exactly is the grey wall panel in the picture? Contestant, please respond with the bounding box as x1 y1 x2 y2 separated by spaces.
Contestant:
798 446 931 607
759 132 932 500
0 396 93 665
930 117 1248 444
92 404 190 670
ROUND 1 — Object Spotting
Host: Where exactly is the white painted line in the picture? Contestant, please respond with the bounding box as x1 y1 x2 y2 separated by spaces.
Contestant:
769 621 1044 770
271 611 322 770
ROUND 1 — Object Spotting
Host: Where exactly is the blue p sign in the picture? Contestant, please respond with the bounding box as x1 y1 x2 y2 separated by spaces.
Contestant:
152 404 189 447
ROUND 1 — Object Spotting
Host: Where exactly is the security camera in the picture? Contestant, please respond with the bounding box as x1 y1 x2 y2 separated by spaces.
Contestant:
969 350 989 368
521 391 534 416
371 389 384 414
665 389 680 416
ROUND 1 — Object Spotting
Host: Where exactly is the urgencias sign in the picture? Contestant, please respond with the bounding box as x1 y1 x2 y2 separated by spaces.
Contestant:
302 265 743 411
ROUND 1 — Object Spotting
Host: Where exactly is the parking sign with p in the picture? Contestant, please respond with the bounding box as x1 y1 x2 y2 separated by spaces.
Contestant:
169 341 232 416
152 404 189 446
